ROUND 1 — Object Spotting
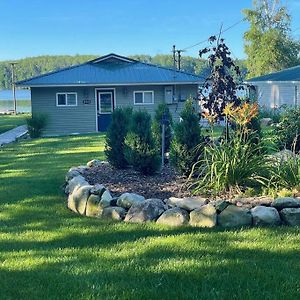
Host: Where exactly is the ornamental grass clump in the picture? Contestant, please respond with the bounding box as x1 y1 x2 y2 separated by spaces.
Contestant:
191 102 270 196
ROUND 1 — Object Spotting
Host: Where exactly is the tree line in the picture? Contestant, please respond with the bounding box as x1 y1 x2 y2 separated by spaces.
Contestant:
0 54 246 90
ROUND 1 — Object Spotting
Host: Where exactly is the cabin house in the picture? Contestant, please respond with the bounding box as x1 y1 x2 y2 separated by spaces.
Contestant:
17 54 203 136
245 65 300 109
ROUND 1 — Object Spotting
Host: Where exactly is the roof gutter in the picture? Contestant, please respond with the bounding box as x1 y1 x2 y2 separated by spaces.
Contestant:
17 81 203 88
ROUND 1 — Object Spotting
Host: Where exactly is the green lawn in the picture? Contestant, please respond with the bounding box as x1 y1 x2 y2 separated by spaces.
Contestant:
1 134 300 299
0 114 29 134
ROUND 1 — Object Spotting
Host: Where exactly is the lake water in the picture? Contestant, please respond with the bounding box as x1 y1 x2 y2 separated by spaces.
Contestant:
0 89 31 113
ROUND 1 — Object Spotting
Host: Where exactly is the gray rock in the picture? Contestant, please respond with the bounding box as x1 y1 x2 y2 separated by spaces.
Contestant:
218 205 252 227
65 166 88 181
156 208 189 227
68 185 93 215
214 200 230 212
86 194 102 217
260 117 272 126
280 208 300 226
271 197 300 210
117 193 145 209
65 175 89 194
100 190 113 208
251 206 281 226
166 196 208 211
272 150 295 163
65 167 81 182
87 159 103 168
189 204 217 228
125 198 166 223
90 184 106 196
101 207 127 221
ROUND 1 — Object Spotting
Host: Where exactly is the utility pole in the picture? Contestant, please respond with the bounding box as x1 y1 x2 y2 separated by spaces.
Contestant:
172 45 177 70
176 49 182 70
172 45 183 70
10 62 17 115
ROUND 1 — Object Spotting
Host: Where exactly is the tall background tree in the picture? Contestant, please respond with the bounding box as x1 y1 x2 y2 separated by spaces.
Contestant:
244 0 300 78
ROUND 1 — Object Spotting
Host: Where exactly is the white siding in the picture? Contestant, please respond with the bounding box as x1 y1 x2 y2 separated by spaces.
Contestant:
255 82 297 108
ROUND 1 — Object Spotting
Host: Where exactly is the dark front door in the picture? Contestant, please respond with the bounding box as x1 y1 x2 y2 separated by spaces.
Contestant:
97 90 114 131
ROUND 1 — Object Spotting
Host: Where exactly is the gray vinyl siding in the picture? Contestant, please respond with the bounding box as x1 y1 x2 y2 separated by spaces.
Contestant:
114 84 198 122
31 87 96 136
254 82 299 108
31 84 198 135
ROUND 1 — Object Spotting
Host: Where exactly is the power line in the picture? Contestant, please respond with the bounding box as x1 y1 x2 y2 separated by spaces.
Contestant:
182 18 246 51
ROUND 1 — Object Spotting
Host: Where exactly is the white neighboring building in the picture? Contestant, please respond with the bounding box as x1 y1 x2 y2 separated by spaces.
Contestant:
245 65 300 109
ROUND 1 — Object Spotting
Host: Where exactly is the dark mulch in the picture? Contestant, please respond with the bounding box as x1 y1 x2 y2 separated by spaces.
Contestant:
82 163 191 199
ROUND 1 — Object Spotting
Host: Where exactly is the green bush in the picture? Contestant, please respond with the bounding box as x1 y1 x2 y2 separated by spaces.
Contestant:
258 106 281 124
105 107 132 168
26 114 47 138
152 103 173 152
170 98 203 175
277 107 300 152
124 110 160 175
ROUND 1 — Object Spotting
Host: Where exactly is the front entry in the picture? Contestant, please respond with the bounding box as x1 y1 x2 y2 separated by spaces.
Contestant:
97 89 115 131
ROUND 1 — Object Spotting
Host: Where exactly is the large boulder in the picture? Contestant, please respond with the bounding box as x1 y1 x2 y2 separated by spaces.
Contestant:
68 185 93 215
271 197 300 210
218 205 252 227
86 194 102 217
165 196 208 211
100 190 113 208
272 150 295 163
125 198 166 223
280 208 300 226
251 206 281 226
156 208 189 227
65 175 89 194
189 204 217 228
117 193 145 209
101 207 127 221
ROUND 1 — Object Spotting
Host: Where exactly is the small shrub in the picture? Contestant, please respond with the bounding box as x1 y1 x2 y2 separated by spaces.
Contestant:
26 114 47 138
105 107 132 168
124 110 160 175
277 107 300 152
258 106 281 124
170 98 203 175
152 103 173 152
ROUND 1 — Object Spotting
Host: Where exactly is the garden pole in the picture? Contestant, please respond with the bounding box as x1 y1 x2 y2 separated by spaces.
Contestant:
161 123 165 167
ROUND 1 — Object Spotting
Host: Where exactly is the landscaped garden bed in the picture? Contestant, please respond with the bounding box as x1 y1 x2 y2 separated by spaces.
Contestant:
65 159 300 228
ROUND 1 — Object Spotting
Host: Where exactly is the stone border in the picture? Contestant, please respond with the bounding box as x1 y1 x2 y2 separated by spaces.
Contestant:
64 159 300 227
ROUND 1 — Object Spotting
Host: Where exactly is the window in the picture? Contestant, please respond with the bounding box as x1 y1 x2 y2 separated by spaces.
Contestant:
56 93 77 106
134 91 154 105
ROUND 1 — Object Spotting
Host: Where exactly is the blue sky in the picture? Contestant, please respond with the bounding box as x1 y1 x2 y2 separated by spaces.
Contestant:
0 0 299 61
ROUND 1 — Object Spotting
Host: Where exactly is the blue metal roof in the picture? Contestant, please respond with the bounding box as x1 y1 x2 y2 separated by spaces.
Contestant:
17 53 203 87
246 65 300 82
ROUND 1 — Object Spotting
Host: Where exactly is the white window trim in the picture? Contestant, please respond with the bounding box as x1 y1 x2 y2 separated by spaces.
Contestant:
56 92 78 107
133 91 154 105
98 92 113 114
